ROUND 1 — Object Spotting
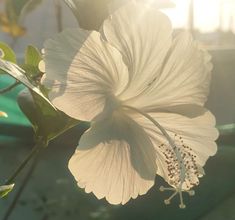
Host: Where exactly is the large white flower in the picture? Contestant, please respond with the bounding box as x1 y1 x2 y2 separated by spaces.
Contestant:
41 1 218 207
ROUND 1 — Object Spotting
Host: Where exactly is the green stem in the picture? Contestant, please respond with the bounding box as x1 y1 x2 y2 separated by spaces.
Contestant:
0 81 20 94
4 142 44 185
2 153 40 220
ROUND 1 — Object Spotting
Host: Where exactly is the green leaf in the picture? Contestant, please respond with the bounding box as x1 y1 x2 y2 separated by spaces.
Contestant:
5 0 21 23
22 45 42 78
0 184 15 198
25 45 42 67
0 42 17 63
18 89 80 144
0 58 51 105
0 58 81 144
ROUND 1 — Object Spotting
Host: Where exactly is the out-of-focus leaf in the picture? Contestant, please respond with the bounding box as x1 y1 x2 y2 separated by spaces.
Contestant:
1 0 43 37
0 13 26 37
0 42 17 63
5 0 29 20
18 89 81 144
2 23 26 37
3 0 28 37
0 184 15 198
20 0 43 18
5 0 43 20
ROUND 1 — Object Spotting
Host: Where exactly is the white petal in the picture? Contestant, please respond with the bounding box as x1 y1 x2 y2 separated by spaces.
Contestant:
125 32 213 110
68 111 156 204
42 28 129 121
130 110 218 189
103 1 172 101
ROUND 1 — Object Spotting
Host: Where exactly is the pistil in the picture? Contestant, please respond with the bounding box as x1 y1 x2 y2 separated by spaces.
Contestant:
160 185 195 209
122 105 195 208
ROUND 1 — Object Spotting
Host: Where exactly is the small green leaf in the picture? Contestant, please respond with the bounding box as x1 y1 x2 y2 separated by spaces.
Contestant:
18 89 81 144
25 45 42 67
0 58 51 106
22 45 42 79
0 42 17 63
0 184 15 198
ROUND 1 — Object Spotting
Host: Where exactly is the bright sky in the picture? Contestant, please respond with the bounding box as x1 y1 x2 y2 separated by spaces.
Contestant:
161 0 235 33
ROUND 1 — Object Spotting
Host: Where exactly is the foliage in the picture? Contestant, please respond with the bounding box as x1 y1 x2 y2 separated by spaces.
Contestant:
0 43 81 145
0 42 16 63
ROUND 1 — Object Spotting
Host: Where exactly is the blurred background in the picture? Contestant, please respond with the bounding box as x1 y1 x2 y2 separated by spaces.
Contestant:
0 0 235 219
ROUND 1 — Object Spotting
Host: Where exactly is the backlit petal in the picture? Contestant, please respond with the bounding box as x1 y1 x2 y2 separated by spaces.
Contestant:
68 111 156 204
125 32 213 110
130 110 218 189
103 1 172 100
42 28 129 121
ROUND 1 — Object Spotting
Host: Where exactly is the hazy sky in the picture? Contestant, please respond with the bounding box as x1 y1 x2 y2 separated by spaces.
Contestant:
162 0 235 33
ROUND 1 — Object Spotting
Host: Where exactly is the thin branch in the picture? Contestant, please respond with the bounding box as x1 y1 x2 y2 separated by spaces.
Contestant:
4 142 43 185
0 81 20 94
2 152 41 220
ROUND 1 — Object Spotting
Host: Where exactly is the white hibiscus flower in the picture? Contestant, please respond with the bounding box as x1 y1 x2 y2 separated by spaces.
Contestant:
41 1 218 207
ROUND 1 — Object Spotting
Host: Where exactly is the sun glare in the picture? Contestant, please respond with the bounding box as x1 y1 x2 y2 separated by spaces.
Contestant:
161 0 235 33
194 0 220 32
161 0 189 29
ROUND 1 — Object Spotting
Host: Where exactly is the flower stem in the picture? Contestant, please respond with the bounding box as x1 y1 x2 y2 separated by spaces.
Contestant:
4 142 44 185
0 81 20 94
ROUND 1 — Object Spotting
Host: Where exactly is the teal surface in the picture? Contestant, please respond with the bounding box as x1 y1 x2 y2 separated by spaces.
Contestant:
0 75 30 126
0 75 32 144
